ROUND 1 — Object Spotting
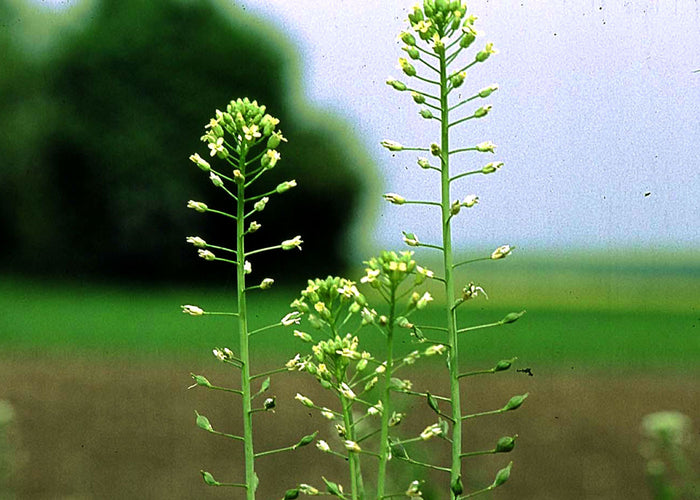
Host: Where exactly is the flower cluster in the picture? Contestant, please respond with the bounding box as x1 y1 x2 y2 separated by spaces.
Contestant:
290 276 367 330
198 97 286 160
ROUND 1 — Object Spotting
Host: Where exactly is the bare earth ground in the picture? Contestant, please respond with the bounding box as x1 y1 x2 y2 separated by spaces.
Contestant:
0 354 697 499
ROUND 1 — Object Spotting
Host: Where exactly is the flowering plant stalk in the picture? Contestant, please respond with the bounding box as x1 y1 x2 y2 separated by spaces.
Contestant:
282 252 442 499
182 98 312 500
380 1 527 497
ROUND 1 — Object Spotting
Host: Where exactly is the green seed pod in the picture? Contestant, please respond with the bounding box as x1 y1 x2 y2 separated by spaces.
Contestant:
435 0 448 13
426 392 440 414
496 435 517 453
493 462 513 487
200 470 220 486
411 92 426 104
474 105 492 118
500 310 526 324
504 393 529 411
195 411 213 432
451 475 464 496
389 438 408 459
322 477 342 496
494 359 513 372
284 488 300 499
294 431 319 449
419 109 433 119
190 374 212 388
450 71 466 88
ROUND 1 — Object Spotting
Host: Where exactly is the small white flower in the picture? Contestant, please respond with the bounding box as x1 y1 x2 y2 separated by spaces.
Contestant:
491 245 513 260
247 221 261 233
425 344 446 356
209 172 224 188
186 200 208 213
207 136 225 157
316 440 331 453
295 393 314 408
344 440 362 453
383 193 406 205
320 408 335 420
462 194 479 208
281 235 303 251
299 484 320 495
475 140 497 153
243 260 252 274
420 423 443 440
380 140 404 151
186 236 207 248
339 382 356 400
181 304 204 316
198 249 216 261
281 311 302 326
212 348 226 361
416 291 433 310
360 269 380 284
242 124 261 141
254 197 269 212
260 278 274 290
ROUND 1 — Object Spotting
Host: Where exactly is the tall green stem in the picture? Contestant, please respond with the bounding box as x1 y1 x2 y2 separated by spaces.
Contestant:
341 397 361 500
236 148 256 500
439 49 463 497
376 284 397 499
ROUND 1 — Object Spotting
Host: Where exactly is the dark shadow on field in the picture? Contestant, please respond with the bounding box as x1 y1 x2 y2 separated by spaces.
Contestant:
1 354 698 499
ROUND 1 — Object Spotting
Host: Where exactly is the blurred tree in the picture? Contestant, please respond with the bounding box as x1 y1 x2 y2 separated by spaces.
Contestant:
0 0 376 284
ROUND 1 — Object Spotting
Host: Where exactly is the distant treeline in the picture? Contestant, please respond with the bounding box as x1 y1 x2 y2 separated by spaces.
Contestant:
0 0 373 284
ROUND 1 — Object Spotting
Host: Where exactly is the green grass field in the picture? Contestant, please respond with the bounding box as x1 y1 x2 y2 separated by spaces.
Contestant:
2 252 697 370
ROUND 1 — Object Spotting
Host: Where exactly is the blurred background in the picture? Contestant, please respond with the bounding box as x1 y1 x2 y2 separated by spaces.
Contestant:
0 0 698 498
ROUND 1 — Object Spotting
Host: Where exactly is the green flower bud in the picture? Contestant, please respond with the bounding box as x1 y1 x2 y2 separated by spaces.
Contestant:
187 200 208 213
276 179 297 193
383 193 406 205
195 411 213 432
402 231 419 246
479 83 499 98
474 105 492 118
209 172 224 188
200 470 220 486
186 236 207 248
404 45 420 60
295 393 314 408
482 161 504 174
381 139 404 151
419 108 433 119
408 5 424 24
284 488 300 499
198 249 216 261
417 157 431 169
247 221 261 233
261 149 281 169
398 57 417 77
267 130 286 149
411 92 426 104
399 31 416 46
496 435 517 453
189 153 211 172
386 79 407 91
450 200 461 215
493 461 513 487
504 393 529 411
233 169 244 183
254 197 269 212
430 143 441 156
450 71 466 88
260 278 274 290
476 42 498 62
435 0 449 13
460 26 476 49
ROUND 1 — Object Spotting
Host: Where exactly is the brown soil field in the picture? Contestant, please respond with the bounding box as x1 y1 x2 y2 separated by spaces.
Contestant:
0 354 697 499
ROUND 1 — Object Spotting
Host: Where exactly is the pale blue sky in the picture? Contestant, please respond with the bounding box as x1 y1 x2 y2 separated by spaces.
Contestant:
35 0 700 255
239 0 699 255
